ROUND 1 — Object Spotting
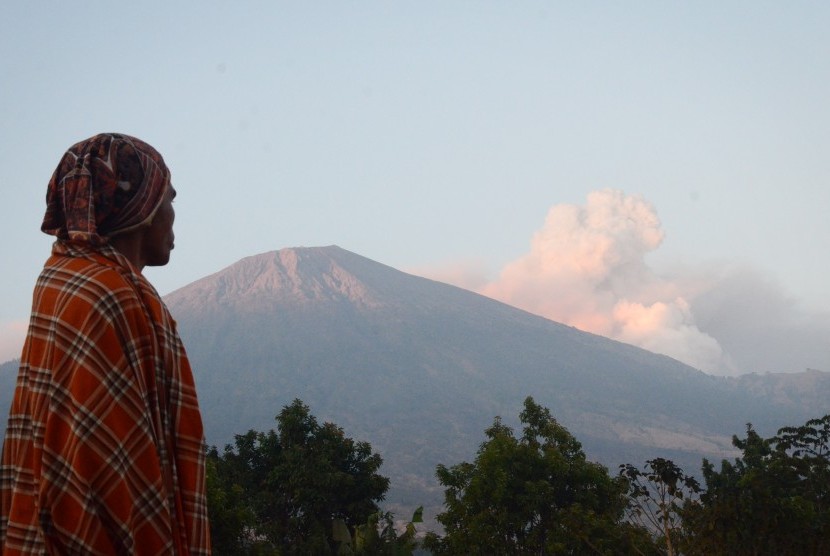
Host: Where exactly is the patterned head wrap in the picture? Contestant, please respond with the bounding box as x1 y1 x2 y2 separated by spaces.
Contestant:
42 133 170 245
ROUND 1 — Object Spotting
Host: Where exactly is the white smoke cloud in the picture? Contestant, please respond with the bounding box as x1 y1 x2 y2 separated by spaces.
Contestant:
0 321 27 363
477 189 729 374
689 265 830 374
413 189 828 376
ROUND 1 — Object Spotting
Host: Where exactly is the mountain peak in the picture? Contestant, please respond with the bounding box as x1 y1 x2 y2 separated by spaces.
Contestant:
166 246 386 312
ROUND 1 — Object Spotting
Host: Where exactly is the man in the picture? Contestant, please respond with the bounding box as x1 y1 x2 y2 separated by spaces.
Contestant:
0 134 210 554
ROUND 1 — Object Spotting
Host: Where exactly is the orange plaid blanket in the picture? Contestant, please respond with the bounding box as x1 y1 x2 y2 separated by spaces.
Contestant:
1 241 210 554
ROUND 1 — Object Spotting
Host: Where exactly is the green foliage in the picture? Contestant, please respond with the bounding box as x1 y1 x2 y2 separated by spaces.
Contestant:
205 451 258 554
681 415 830 555
334 506 423 555
619 458 700 555
204 394 830 555
207 399 391 554
424 396 656 555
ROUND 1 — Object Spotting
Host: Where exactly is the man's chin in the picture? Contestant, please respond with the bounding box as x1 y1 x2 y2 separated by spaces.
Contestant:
146 252 172 267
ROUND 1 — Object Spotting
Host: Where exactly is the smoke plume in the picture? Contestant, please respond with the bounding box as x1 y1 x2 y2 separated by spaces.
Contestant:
478 189 728 373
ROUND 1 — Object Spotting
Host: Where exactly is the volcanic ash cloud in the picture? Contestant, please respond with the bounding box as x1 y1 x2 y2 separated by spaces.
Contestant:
479 189 726 373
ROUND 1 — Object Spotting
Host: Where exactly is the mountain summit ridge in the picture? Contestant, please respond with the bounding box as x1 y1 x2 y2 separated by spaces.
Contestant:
167 246 394 311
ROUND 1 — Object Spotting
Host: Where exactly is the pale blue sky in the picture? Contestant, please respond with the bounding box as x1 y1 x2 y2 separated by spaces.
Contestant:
1 2 829 371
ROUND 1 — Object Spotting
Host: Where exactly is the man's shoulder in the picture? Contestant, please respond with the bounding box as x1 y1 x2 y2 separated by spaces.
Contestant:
42 253 139 299
36 254 157 334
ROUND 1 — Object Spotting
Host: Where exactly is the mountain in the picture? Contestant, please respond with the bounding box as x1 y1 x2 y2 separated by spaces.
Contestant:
0 360 17 430
1 246 828 520
163 246 830 517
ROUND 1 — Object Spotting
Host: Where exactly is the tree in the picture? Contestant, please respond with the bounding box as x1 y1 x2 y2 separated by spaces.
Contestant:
207 399 390 554
774 414 830 518
424 397 656 555
681 415 830 555
204 451 256 554
334 506 423 555
619 458 700 555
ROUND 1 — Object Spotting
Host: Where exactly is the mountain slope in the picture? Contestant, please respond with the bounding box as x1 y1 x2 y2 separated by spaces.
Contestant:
164 246 830 514
0 360 17 428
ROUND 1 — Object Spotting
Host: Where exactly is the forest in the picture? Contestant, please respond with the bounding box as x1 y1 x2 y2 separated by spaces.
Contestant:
206 397 830 555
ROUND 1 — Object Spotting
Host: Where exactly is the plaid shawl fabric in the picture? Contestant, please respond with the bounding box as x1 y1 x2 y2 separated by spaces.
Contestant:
1 241 210 555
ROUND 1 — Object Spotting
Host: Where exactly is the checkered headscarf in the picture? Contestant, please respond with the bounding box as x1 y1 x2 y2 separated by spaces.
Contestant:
42 133 170 245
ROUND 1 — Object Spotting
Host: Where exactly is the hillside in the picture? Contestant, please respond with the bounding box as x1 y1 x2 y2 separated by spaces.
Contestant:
163 246 830 515
0 359 17 429
1 247 828 519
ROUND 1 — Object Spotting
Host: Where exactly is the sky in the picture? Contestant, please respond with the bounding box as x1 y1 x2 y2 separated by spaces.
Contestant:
1 2 828 376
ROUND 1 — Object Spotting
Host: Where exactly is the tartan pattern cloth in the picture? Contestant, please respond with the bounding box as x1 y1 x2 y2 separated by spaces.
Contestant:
1 241 210 555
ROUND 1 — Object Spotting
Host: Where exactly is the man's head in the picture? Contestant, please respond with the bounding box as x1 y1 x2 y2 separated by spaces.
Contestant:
42 133 176 268
42 133 171 244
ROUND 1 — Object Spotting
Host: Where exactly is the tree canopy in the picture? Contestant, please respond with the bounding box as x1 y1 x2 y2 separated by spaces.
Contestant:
424 396 654 555
680 415 830 555
206 399 390 554
204 395 830 555
619 458 700 556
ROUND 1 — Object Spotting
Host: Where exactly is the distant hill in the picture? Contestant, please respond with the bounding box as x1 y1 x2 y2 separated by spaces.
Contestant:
0 359 17 428
1 247 828 521
162 246 830 517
